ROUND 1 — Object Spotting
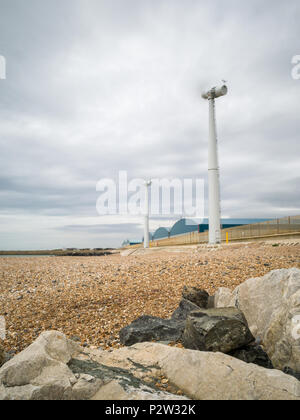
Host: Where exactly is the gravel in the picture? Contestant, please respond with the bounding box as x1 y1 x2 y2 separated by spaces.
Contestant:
0 242 299 354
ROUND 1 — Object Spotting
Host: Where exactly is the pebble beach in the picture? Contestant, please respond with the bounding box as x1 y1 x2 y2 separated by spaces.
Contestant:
1 241 300 355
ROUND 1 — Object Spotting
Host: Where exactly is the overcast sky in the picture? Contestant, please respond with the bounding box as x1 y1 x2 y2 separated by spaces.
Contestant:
0 0 299 250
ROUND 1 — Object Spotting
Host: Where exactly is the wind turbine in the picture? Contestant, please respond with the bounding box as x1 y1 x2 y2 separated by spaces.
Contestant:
202 84 228 244
144 180 152 249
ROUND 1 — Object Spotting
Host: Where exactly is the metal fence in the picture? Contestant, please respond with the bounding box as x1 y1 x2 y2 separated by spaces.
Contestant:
146 215 300 247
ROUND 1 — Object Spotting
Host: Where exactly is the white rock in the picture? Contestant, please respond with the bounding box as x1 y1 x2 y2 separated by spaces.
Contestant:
214 287 234 308
109 343 300 400
91 380 187 400
0 331 80 388
72 374 103 400
215 268 300 371
0 331 81 400
159 346 300 400
0 383 39 401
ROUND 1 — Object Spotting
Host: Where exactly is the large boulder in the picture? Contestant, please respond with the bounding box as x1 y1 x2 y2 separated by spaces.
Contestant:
215 268 300 371
119 299 206 346
0 331 81 400
119 298 210 347
183 308 254 353
157 345 300 400
0 332 188 401
1 333 299 400
215 287 233 308
68 357 187 401
182 286 209 308
0 331 80 388
171 299 202 321
94 342 300 400
119 315 185 346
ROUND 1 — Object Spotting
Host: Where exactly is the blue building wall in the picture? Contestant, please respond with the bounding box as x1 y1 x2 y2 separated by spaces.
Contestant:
170 219 198 237
153 227 170 240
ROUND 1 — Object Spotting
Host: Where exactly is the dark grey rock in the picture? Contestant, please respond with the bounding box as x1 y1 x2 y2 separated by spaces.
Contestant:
68 357 161 395
229 344 273 369
171 299 202 321
119 315 185 346
120 299 202 347
183 307 254 353
182 286 209 309
188 307 250 324
283 367 300 381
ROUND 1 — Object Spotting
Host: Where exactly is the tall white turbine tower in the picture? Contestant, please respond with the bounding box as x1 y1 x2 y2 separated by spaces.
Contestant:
202 85 228 245
144 180 152 249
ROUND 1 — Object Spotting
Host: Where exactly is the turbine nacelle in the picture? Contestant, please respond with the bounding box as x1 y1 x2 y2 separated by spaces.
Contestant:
202 85 228 100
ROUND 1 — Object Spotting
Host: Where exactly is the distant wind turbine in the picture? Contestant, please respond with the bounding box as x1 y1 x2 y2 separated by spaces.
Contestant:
144 180 152 249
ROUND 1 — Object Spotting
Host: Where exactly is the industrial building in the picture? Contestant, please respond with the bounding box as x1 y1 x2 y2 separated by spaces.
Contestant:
122 218 270 247
121 239 142 247
152 227 171 240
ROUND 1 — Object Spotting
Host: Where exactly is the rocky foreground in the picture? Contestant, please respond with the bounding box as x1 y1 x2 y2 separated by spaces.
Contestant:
1 331 299 400
0 266 300 400
0 241 300 354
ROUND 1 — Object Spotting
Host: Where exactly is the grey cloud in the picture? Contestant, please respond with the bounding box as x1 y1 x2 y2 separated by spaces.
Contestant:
0 0 299 249
54 222 143 235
